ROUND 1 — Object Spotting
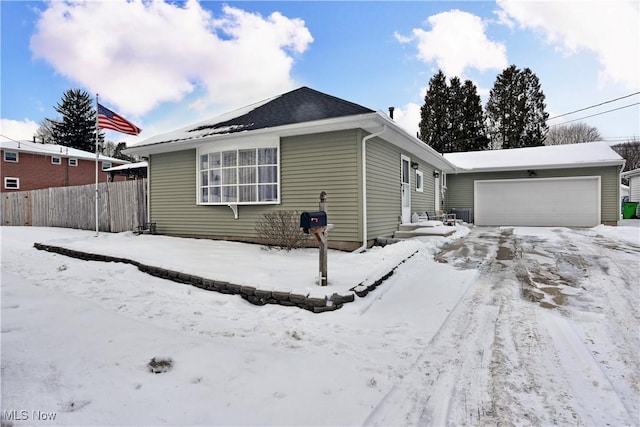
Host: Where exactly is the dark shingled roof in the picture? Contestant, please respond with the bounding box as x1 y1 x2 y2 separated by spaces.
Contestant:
189 86 375 134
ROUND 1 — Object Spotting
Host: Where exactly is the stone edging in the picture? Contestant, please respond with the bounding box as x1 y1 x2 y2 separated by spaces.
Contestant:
33 243 418 313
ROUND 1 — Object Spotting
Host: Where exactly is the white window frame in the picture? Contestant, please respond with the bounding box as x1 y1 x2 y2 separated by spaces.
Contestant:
4 177 19 189
68 158 78 166
441 172 447 189
4 151 18 162
51 156 61 165
197 138 280 206
102 161 112 170
416 170 424 192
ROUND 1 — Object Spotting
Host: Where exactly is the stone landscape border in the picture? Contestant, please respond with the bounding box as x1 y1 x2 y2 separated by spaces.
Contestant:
33 243 419 313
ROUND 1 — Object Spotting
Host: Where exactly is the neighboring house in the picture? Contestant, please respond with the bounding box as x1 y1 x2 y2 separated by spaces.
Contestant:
621 168 640 216
1 140 130 192
443 142 625 227
125 87 455 250
104 161 148 181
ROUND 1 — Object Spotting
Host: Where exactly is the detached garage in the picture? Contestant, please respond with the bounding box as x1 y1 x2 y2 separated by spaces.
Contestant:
444 142 625 227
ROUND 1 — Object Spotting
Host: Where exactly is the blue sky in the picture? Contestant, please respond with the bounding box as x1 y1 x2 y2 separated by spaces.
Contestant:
1 0 639 147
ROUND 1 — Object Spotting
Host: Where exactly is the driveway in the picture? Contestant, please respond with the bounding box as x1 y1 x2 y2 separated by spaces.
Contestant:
365 225 640 426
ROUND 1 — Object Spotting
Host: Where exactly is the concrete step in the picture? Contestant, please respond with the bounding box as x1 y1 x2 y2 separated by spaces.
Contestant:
393 228 456 238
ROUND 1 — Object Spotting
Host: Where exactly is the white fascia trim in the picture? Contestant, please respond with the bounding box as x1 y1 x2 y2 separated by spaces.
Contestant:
124 113 382 156
370 112 458 173
450 160 625 173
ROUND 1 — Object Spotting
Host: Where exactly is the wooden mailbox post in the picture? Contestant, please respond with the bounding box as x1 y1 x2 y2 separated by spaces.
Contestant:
300 191 330 286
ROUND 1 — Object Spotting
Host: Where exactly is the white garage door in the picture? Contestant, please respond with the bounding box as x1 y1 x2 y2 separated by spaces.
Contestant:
474 176 601 227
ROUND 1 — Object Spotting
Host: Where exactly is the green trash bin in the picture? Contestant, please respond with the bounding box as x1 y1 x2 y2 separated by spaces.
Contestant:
622 202 639 219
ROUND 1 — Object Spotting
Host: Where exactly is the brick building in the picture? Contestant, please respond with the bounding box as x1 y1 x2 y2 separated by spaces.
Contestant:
1 140 130 192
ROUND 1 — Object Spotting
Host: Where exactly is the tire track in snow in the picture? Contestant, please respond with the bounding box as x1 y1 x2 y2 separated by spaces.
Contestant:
553 228 640 421
362 232 502 426
363 227 639 426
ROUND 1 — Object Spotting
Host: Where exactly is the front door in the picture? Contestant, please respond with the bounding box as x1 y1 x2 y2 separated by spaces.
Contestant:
401 155 411 223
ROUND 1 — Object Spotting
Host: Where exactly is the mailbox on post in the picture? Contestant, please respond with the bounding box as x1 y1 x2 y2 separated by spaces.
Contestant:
300 211 327 234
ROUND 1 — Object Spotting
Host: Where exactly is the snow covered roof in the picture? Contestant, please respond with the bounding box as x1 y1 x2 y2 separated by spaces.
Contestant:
1 140 129 164
130 87 375 148
103 161 148 172
621 168 640 178
124 86 456 172
444 141 625 172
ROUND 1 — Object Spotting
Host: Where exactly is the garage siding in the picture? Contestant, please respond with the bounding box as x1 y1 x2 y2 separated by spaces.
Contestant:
445 166 621 225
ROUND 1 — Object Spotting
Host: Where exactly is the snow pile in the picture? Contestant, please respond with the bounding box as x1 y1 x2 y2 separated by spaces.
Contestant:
444 141 624 171
1 225 638 426
32 227 468 296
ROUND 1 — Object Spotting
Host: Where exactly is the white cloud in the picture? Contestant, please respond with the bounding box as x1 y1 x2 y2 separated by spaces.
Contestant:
392 103 421 138
497 0 640 90
0 119 39 142
30 0 313 117
395 10 508 76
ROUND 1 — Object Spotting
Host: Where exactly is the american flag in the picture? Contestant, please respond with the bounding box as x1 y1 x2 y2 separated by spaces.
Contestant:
97 103 141 136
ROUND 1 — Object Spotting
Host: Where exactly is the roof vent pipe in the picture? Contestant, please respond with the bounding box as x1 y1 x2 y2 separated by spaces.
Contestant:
388 107 395 120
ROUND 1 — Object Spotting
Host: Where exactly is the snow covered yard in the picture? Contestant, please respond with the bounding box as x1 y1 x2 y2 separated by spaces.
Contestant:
1 225 639 426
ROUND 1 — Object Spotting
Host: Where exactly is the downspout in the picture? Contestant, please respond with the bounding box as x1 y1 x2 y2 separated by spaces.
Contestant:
355 125 387 253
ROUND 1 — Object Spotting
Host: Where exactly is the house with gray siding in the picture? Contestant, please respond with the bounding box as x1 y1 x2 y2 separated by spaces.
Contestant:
126 87 455 250
127 87 626 250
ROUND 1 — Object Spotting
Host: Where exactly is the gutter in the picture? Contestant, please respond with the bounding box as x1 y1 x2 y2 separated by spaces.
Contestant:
446 160 626 174
354 125 387 253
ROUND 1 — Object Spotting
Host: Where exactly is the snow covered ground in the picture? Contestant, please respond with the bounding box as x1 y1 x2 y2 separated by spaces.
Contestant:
1 224 638 426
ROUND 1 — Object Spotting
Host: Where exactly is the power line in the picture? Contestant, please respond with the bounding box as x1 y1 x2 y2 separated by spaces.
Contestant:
548 102 640 127
547 92 640 121
0 133 23 143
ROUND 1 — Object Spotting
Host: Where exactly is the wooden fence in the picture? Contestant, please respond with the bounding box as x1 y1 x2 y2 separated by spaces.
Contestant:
1 179 147 233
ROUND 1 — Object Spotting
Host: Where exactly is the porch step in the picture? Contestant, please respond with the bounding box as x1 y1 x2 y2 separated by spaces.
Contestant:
393 227 457 239
398 223 423 231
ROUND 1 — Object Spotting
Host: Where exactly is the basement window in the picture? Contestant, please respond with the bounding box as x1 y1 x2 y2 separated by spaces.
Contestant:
4 177 19 189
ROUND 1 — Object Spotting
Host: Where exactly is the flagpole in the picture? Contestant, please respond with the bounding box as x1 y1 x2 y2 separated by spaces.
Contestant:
95 94 100 237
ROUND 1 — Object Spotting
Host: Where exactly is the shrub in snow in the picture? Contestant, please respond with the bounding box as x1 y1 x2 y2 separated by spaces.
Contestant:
147 357 173 374
255 210 310 251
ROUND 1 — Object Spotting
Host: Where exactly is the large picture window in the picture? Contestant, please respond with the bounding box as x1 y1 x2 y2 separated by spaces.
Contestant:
199 147 279 204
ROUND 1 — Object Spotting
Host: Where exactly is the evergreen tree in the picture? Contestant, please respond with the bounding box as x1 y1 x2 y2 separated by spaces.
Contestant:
419 70 449 152
419 71 489 153
459 79 489 151
447 76 465 153
51 89 99 152
486 65 549 149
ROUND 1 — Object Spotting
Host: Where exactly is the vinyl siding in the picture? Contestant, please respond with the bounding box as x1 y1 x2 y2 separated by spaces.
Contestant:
365 138 437 239
630 176 640 202
366 138 400 239
445 166 622 224
148 130 361 244
280 130 360 242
